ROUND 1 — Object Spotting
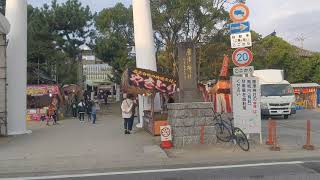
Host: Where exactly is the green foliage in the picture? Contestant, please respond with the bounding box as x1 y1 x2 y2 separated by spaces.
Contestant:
0 0 5 15
94 3 135 84
27 0 94 85
252 36 298 69
26 0 320 86
95 3 133 46
48 0 95 59
151 0 229 76
252 35 320 83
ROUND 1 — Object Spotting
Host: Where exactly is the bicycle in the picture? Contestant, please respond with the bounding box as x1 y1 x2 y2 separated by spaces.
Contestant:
213 111 250 151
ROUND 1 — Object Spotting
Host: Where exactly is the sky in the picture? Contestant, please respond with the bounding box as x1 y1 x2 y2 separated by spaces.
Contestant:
28 0 320 52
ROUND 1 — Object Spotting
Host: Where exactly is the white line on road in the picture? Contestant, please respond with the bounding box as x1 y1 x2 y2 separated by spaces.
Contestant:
2 161 304 180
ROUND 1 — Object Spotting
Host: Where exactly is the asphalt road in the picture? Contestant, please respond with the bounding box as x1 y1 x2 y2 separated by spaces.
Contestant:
260 109 320 146
3 161 320 180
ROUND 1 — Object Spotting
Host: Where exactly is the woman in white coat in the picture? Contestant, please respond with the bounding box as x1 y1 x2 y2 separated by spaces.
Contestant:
121 94 135 134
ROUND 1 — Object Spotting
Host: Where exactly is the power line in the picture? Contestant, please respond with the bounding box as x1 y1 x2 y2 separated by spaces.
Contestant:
295 34 306 49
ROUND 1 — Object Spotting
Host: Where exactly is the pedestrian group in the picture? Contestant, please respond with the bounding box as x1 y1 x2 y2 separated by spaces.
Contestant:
71 98 99 124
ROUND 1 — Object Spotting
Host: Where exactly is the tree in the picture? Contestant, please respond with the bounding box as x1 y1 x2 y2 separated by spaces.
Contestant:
310 54 320 82
0 0 5 15
48 0 95 60
251 35 319 83
27 5 61 84
95 3 134 46
94 3 135 84
151 0 230 76
27 0 95 85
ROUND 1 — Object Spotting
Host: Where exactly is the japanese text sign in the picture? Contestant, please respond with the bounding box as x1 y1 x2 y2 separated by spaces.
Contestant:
232 76 261 134
128 68 177 95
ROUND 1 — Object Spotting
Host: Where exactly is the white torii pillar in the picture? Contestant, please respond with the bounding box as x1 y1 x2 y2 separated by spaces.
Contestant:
132 0 160 128
6 0 28 135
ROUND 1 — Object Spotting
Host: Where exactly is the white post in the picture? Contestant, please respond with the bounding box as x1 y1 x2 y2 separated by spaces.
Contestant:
132 0 160 128
6 0 29 135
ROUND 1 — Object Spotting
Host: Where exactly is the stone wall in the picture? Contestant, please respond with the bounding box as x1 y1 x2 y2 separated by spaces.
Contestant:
167 102 217 148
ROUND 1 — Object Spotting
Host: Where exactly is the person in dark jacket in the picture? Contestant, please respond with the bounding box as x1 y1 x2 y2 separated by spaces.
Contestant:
86 100 93 122
78 100 86 122
71 101 77 118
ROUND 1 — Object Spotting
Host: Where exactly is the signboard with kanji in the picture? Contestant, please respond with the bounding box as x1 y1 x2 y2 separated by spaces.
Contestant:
231 76 261 134
178 42 197 90
230 32 252 48
121 68 177 95
177 42 202 102
233 66 254 76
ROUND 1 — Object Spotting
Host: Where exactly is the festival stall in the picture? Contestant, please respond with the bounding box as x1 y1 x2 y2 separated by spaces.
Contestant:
292 83 320 109
122 68 177 136
27 85 64 121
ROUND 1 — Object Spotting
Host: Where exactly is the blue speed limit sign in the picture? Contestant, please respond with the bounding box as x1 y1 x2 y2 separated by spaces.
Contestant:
232 48 253 67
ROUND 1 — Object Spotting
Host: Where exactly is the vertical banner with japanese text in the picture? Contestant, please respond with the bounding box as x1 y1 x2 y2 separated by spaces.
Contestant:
231 76 261 134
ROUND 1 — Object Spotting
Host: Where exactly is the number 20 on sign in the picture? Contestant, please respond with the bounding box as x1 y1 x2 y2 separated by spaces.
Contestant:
232 48 253 67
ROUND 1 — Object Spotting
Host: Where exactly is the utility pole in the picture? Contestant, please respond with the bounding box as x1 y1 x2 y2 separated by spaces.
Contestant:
78 55 83 90
296 34 306 49
37 57 40 85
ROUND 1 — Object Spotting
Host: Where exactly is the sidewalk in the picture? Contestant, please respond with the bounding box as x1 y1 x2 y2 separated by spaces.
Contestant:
0 103 167 177
1 105 320 177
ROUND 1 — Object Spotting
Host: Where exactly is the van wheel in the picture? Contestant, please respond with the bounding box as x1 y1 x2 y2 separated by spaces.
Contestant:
284 115 289 119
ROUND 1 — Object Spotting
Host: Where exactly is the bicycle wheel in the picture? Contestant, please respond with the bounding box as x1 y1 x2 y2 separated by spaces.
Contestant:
214 122 232 142
234 127 250 151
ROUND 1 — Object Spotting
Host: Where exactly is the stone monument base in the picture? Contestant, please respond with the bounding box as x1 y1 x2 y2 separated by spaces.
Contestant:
167 102 217 148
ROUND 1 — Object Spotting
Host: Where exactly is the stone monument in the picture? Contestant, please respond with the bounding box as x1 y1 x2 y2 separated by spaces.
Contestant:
177 42 202 102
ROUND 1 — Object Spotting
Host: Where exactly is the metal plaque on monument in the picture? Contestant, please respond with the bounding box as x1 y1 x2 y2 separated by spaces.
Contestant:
177 42 201 102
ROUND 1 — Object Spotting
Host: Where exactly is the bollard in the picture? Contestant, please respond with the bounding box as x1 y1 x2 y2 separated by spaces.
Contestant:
270 120 280 151
303 120 315 150
200 126 204 144
266 118 274 145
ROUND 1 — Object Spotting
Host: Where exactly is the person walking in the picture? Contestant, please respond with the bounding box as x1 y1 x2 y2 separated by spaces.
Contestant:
78 100 86 122
47 103 56 126
91 101 98 124
121 94 134 134
71 101 77 118
86 100 92 122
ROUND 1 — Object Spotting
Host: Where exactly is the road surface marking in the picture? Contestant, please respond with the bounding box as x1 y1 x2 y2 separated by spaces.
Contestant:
2 161 304 180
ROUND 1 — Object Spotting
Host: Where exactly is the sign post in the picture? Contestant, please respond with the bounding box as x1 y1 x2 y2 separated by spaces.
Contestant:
229 2 262 144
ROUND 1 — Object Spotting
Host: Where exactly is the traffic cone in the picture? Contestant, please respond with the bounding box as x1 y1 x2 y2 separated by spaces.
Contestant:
160 140 173 149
